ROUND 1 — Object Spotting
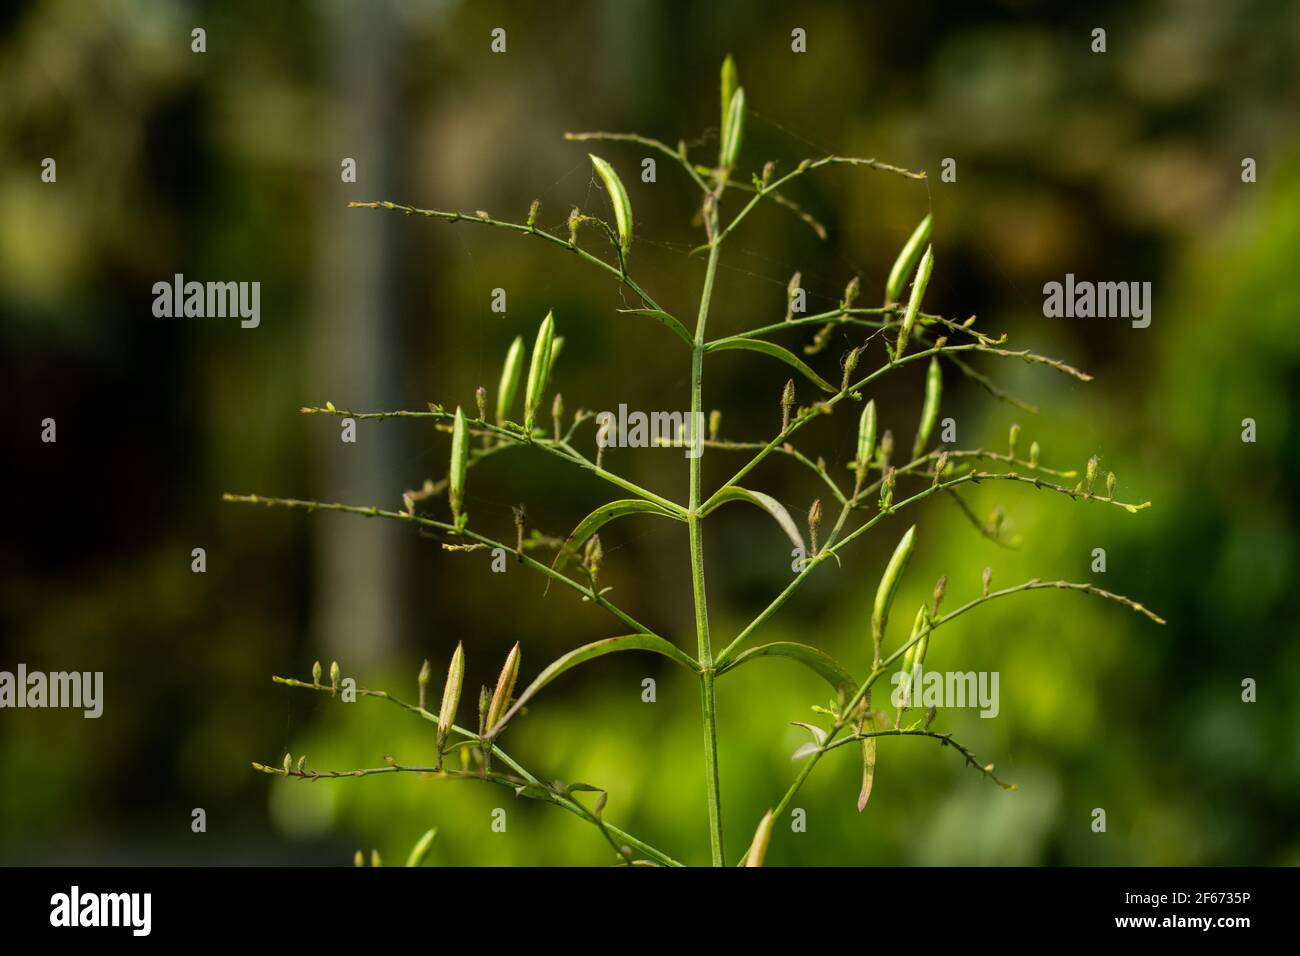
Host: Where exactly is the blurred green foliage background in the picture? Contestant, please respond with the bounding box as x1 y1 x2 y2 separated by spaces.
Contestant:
2 0 1298 866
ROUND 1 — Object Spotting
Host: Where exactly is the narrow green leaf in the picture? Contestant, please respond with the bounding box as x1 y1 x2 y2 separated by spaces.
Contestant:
700 486 806 553
717 641 856 696
589 154 633 259
706 337 837 393
616 308 694 346
552 498 680 575
489 633 698 735
404 827 437 867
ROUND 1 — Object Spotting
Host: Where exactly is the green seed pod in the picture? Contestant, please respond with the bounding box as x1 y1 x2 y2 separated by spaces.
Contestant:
491 338 522 424
879 466 896 512
856 399 877 482
589 154 633 260
912 357 942 459
885 214 933 306
895 245 933 360
872 525 916 658
417 658 431 711
721 87 746 172
912 606 930 668
486 642 521 735
437 642 465 759
720 55 738 157
311 660 322 686
449 406 468 520
523 311 556 432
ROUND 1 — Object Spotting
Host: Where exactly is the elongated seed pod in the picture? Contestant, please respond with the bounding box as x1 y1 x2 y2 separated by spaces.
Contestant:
895 245 933 360
436 642 465 759
898 604 928 711
885 214 932 306
589 155 633 260
872 525 916 659
523 311 556 432
495 336 525 424
449 407 468 519
856 399 877 482
720 55 738 158
745 809 776 867
912 357 942 459
911 604 930 667
417 658 431 710
721 87 746 172
486 642 521 734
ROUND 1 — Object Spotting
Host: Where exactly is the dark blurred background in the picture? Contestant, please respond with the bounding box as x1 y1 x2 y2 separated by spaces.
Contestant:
2 0 1298 866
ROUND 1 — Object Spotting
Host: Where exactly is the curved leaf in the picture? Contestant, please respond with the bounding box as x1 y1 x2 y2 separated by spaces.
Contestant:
616 308 693 346
552 499 679 575
489 633 698 734
717 641 856 696
700 486 805 553
705 338 837 393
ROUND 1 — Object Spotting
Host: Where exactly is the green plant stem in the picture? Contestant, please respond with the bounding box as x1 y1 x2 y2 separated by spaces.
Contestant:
222 493 664 637
690 234 726 867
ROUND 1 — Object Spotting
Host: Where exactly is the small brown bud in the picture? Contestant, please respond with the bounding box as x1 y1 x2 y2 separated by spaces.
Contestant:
780 379 796 430
807 499 823 555
932 575 948 615
761 160 776 186
418 658 432 711
981 566 992 598
475 386 487 422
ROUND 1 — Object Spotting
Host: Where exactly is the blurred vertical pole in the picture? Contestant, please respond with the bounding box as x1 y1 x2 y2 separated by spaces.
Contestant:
310 0 402 664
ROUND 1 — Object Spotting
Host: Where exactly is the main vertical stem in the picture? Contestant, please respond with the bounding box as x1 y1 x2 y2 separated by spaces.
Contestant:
690 234 724 866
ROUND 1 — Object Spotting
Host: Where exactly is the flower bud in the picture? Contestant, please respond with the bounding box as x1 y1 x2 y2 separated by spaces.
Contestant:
807 499 823 554
1009 423 1021 458
526 199 540 228
1106 471 1116 498
981 566 992 598
1086 455 1099 494
329 660 340 691
932 574 948 615
709 409 722 440
1028 441 1040 468
311 660 322 686
720 86 746 171
842 276 860 310
475 386 487 422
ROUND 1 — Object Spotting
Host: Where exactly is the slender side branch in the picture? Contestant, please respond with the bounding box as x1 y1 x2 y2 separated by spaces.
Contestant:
221 493 665 637
348 201 664 314
265 676 682 867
